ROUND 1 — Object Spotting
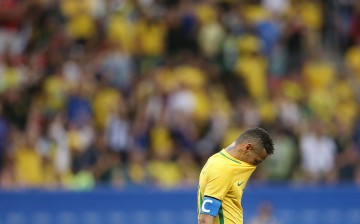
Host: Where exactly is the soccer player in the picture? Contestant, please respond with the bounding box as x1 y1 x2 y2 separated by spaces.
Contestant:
197 127 275 224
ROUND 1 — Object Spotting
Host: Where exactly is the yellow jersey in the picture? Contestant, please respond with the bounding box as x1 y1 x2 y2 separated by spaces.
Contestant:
197 149 257 224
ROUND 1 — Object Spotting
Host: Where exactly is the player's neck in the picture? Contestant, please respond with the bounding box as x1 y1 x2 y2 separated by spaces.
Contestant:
225 144 251 164
225 145 242 161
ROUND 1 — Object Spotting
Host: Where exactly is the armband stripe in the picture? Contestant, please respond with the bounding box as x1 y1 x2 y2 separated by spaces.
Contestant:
200 196 222 217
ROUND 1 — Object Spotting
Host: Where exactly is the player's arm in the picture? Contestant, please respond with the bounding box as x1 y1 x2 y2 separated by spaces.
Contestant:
198 195 222 224
198 213 215 224
199 164 232 224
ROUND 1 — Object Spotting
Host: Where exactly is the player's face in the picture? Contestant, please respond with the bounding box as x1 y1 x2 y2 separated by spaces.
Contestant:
249 148 268 166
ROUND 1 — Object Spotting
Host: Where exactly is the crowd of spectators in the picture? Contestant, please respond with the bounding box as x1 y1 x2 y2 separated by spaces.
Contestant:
0 0 360 190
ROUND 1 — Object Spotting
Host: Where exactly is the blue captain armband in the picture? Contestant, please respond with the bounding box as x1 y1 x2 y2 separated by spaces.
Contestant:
200 196 222 217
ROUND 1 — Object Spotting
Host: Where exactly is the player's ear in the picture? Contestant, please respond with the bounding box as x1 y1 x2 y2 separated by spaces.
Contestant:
244 143 252 153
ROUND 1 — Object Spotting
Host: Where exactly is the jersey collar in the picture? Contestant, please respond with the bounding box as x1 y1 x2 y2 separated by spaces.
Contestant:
220 149 256 167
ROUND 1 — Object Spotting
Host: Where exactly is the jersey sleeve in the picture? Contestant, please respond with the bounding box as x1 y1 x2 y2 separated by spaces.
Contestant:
203 163 232 201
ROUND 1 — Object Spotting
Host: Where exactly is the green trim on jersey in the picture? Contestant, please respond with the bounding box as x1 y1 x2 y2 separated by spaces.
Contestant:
219 152 241 165
219 206 224 224
198 191 203 215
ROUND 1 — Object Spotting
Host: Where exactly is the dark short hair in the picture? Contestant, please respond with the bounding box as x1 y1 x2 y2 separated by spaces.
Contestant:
235 127 275 155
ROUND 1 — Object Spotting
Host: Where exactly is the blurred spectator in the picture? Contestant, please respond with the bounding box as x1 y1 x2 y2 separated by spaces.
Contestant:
261 126 297 181
197 2 225 58
92 77 122 130
299 120 337 183
249 201 282 224
283 13 306 75
105 102 131 163
128 149 149 185
165 3 198 56
14 132 44 188
99 45 134 92
0 0 34 56
262 0 289 16
60 0 97 46
334 117 358 182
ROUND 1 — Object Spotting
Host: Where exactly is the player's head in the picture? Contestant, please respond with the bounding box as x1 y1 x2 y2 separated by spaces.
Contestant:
235 127 274 166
